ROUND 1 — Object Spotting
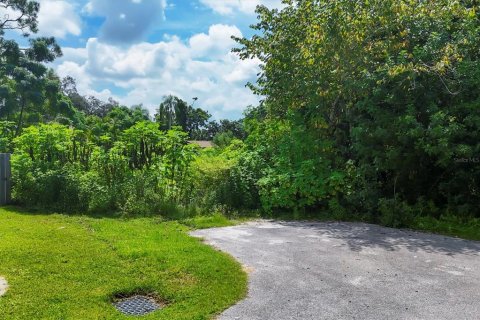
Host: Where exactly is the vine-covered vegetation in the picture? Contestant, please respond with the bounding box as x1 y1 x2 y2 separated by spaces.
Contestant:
1 0 479 229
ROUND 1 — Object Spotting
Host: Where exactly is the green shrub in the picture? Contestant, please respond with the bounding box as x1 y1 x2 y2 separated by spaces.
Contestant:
0 121 16 153
378 198 416 228
10 123 198 217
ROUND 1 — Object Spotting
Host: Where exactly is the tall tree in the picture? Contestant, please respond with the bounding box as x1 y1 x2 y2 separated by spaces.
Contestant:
0 0 64 135
0 0 39 36
155 95 211 138
155 95 183 130
186 106 210 139
235 0 480 216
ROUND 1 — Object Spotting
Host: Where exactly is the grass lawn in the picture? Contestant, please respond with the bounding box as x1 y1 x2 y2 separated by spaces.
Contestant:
0 207 247 320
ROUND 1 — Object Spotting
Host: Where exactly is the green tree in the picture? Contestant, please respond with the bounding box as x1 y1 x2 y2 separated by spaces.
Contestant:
208 119 246 142
155 95 187 130
155 95 211 139
0 0 64 135
0 0 39 36
122 121 163 169
186 106 210 139
235 0 480 217
0 120 15 152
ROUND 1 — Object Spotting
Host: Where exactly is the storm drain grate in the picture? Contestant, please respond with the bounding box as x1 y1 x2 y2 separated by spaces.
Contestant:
113 295 162 316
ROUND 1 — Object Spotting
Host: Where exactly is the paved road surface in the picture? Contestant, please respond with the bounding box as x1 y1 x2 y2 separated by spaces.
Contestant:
192 221 480 320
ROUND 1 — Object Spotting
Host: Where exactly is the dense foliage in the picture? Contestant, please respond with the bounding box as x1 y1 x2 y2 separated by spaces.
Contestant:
10 122 198 215
233 0 480 223
1 0 479 226
0 0 68 135
0 0 248 217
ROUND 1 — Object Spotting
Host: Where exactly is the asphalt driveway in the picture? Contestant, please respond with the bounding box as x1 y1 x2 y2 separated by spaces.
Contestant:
192 221 480 320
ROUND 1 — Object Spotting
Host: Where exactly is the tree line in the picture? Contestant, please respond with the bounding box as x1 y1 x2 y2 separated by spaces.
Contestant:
0 0 243 148
1 0 479 226
233 0 480 225
0 0 248 217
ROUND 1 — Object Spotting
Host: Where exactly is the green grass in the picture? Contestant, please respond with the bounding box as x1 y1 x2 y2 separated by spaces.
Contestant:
411 215 480 241
181 214 242 229
0 207 247 320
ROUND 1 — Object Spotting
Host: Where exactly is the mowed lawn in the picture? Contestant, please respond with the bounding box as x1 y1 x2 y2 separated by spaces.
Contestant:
0 208 247 320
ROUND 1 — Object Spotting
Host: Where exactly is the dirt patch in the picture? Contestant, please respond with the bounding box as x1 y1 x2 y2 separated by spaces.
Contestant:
243 265 255 274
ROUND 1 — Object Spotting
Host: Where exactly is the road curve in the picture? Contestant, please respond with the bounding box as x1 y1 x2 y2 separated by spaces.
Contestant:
191 220 480 320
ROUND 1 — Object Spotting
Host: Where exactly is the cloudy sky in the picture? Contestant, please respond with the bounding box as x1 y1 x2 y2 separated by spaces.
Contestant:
25 0 283 119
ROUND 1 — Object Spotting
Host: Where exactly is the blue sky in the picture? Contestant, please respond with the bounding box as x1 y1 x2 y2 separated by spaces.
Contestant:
21 0 283 119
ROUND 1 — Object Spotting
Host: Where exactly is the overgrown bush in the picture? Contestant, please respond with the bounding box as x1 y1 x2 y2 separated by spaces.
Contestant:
234 0 480 220
10 123 199 216
378 198 416 228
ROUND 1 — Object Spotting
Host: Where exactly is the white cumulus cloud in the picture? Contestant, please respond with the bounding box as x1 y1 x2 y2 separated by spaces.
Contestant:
38 0 82 38
54 24 261 119
199 0 283 15
189 24 242 58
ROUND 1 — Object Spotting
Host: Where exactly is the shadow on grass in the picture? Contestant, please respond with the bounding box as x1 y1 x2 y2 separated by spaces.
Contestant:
275 220 480 257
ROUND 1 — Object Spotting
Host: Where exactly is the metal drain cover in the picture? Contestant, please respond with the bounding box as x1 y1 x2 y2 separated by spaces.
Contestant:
113 295 161 316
